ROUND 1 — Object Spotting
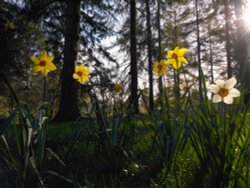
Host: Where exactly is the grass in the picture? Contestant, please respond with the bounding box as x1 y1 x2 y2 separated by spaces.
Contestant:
34 115 195 187
0 95 250 187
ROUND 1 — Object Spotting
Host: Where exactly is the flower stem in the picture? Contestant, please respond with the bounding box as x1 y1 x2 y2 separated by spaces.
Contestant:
174 69 180 114
43 77 47 103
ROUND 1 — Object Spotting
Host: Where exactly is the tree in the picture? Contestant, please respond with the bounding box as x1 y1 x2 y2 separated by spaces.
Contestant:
130 0 139 113
157 0 163 111
224 0 232 78
54 0 81 121
195 0 203 100
146 0 154 111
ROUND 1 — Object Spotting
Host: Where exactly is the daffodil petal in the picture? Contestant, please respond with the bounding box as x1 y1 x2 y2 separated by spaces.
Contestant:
161 69 168 75
223 95 233 104
160 59 167 64
47 62 57 71
167 51 174 58
78 77 83 84
41 68 48 77
80 76 88 84
47 55 55 63
73 73 78 79
213 95 222 103
80 64 85 69
225 77 237 89
215 80 225 88
31 56 40 65
172 62 179 70
32 65 42 73
174 47 179 51
173 61 182 70
169 59 176 64
180 90 185 95
179 84 185 90
84 67 90 74
230 88 241 97
153 67 158 73
40 50 47 61
179 48 187 56
178 57 187 63
209 84 220 94
84 76 89 82
166 59 172 65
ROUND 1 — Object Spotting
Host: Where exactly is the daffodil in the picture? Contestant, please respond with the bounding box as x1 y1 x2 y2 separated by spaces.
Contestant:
179 81 198 95
30 50 57 77
209 77 241 104
73 64 90 84
179 82 190 95
114 83 122 93
167 47 187 70
153 60 168 76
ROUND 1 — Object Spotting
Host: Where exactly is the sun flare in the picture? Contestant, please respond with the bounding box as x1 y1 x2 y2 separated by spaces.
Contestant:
243 1 250 27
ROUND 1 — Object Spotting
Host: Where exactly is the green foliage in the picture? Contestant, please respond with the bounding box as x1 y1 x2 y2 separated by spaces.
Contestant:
188 99 250 188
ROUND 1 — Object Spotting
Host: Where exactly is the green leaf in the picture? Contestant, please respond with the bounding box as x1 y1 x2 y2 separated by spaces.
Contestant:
0 111 16 136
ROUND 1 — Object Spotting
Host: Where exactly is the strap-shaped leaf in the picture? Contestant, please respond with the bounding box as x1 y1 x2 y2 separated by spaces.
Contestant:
0 111 16 136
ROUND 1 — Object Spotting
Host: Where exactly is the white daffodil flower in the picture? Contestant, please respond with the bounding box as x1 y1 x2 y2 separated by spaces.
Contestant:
179 81 198 95
179 82 189 95
209 77 241 104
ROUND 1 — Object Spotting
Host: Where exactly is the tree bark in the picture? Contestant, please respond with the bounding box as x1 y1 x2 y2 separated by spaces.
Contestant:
195 0 203 100
54 0 81 121
208 24 214 83
157 0 163 110
130 0 139 113
146 0 154 111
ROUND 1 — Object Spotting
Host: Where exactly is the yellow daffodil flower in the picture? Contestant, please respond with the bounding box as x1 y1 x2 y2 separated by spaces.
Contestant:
114 83 122 93
73 64 90 84
153 60 168 76
209 77 241 104
30 50 57 77
167 47 187 70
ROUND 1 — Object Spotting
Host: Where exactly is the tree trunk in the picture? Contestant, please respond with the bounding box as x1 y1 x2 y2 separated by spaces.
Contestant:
234 0 249 88
157 0 163 110
146 0 154 112
54 0 81 122
130 0 139 113
224 0 232 78
208 24 214 83
195 0 203 100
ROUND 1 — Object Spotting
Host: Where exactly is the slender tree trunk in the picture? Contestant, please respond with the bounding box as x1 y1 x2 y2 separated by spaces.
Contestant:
130 0 139 113
54 0 81 121
146 0 154 111
208 24 214 83
157 0 163 110
224 0 232 78
195 0 203 100
234 0 249 89
173 9 180 107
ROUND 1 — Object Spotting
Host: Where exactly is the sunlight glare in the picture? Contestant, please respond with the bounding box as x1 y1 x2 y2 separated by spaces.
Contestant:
243 1 250 28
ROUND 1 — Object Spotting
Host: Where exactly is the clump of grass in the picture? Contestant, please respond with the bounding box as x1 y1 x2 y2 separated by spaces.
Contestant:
188 98 250 187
